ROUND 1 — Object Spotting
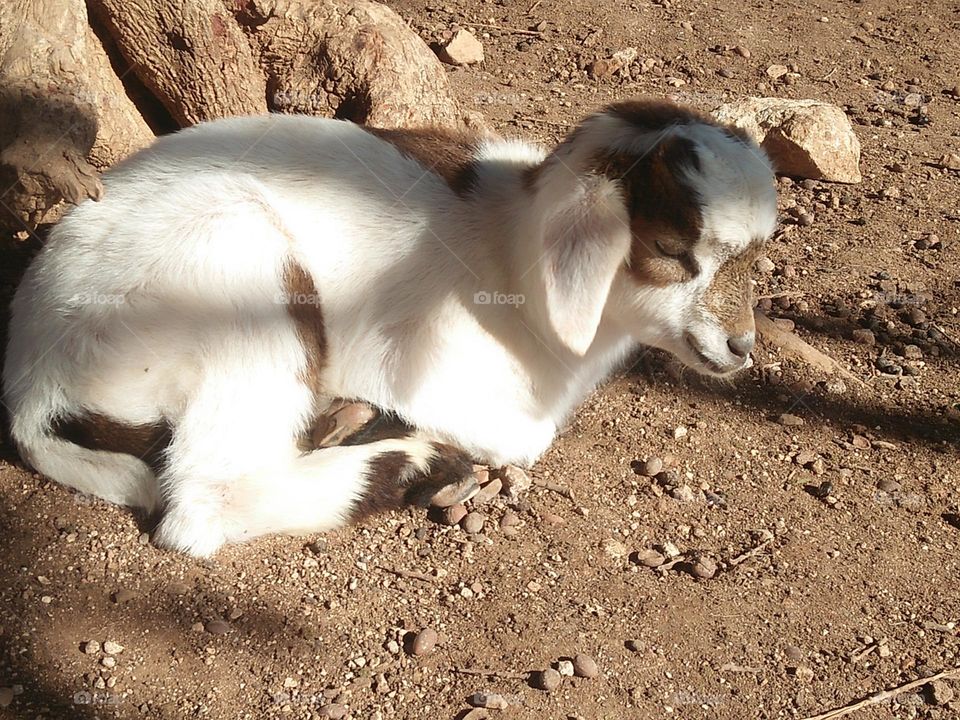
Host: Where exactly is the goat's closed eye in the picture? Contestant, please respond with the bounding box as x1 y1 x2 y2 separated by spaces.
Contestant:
655 238 689 259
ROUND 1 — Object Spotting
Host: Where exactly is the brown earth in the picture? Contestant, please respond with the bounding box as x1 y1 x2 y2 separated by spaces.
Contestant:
1 0 959 718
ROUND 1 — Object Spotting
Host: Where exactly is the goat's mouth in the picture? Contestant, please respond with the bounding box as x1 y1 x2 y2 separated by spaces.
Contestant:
682 332 749 376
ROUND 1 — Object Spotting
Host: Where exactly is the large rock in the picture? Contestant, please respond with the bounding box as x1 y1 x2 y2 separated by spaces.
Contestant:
713 97 862 183
438 29 484 66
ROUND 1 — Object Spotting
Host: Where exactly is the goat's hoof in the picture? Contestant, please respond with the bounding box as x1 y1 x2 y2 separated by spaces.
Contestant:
428 473 481 508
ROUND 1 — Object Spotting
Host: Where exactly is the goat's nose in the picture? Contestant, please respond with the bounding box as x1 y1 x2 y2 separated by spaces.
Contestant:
727 333 754 359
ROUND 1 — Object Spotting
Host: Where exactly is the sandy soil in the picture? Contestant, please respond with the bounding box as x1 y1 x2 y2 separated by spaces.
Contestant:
1 0 958 718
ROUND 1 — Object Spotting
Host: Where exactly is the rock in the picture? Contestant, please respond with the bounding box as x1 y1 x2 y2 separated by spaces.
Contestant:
902 344 923 359
670 485 697 502
535 668 562 692
904 307 927 326
734 45 751 58
672 425 688 440
102 640 124 655
462 710 490 720
793 666 815 683
603 538 628 559
925 681 954 705
438 29 484 66
318 703 348 719
82 640 101 655
851 328 876 346
461 512 485 534
0 688 12 708
205 619 230 635
442 504 468 526
111 588 137 603
411 627 438 656
557 660 575 677
470 692 510 710
633 549 666 568
777 413 805 427
688 556 718 579
713 98 862 183
641 457 664 476
572 653 599 678
756 256 776 273
500 465 532 501
625 639 643 652
471 478 503 505
766 64 789 79
785 645 804 664
101 656 116 668
877 479 901 494
937 153 960 171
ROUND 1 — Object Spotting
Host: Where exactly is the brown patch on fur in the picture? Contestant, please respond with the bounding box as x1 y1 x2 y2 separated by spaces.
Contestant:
606 98 713 131
350 442 474 521
366 127 481 197
53 414 172 473
283 262 327 403
593 135 704 286
703 251 758 337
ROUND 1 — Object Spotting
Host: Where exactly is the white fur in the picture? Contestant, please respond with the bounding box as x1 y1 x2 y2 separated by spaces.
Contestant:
3 108 776 555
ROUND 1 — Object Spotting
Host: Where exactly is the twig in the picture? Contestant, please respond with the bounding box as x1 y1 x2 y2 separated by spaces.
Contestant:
727 538 773 568
800 666 960 720
466 21 543 37
755 310 865 386
514 114 571 128
526 0 543 14
452 666 530 681
532 477 576 502
756 290 807 300
818 66 838 81
932 323 960 347
720 663 760 673
849 639 881 664
656 556 686 574
378 566 435 583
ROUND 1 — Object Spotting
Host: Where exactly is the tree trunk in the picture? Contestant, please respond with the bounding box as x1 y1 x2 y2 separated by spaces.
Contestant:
0 0 470 234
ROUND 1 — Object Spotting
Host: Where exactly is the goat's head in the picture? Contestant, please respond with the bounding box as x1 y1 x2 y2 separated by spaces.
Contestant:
530 98 778 375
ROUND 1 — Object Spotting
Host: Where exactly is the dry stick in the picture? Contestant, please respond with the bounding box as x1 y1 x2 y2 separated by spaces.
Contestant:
800 666 960 720
726 538 773 567
453 666 530 681
514 114 571 128
532 477 576 502
526 0 543 14
378 566 436 583
754 310 865 386
465 21 543 37
932 322 960 347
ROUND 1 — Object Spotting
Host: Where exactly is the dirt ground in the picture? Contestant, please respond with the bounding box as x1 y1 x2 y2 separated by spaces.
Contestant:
1 0 959 718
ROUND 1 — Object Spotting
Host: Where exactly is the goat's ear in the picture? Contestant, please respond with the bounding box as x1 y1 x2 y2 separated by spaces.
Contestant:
541 179 631 356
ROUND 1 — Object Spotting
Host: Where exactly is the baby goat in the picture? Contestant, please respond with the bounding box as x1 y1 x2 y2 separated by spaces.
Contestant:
3 99 777 555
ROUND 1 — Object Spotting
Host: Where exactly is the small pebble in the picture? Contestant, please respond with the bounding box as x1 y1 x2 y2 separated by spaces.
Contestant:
471 478 503 505
626 639 643 652
785 645 804 663
756 256 776 273
318 703 348 719
670 485 697 502
572 653 599 678
557 660 575 677
777 413 804 427
461 512 485 534
101 656 116 668
734 45 751 58
877 479 901 494
103 641 124 655
500 465 532 501
205 620 230 635
672 425 688 440
633 549 666 568
851 328 876 346
442 504 467 526
689 556 718 580
603 538 628 559
793 666 815 683
796 212 815 227
111 588 137 603
535 668 562 692
462 710 490 720
83 640 101 655
0 688 12 708
642 457 664 476
904 307 927 326
411 627 438 656
470 692 509 710
926 681 954 705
